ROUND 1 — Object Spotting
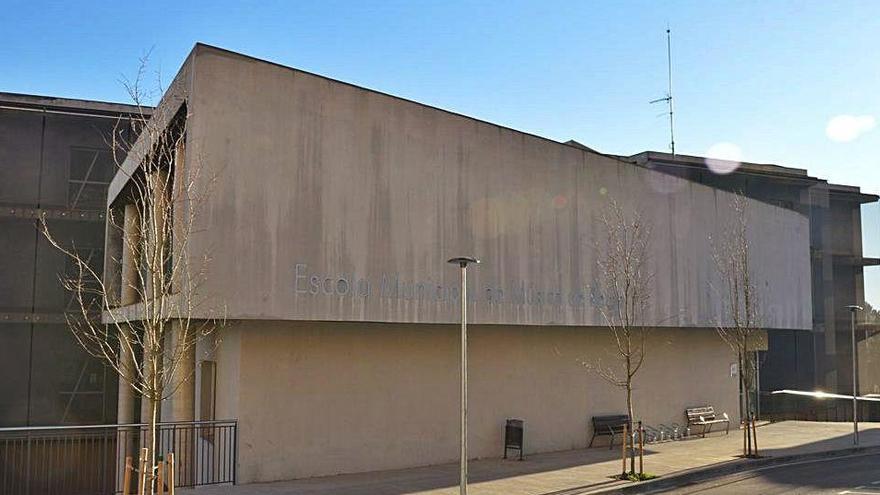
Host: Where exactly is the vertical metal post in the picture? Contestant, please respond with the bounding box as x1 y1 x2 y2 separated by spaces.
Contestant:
460 263 468 495
447 256 478 495
846 305 862 446
755 350 761 420
621 423 627 477
638 421 644 476
852 308 859 445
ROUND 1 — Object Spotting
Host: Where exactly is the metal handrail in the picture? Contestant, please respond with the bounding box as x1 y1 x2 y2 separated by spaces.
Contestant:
0 419 237 432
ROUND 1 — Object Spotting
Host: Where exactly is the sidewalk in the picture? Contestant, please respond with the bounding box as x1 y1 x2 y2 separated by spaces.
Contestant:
187 421 880 495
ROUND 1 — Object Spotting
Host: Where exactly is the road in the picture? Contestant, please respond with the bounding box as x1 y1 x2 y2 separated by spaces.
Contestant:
667 453 880 494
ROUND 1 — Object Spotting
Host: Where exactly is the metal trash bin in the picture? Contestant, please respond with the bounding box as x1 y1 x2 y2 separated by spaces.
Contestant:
504 418 524 460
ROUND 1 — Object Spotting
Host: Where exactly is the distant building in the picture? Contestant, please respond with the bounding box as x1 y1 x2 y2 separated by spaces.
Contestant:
624 152 879 413
0 92 143 426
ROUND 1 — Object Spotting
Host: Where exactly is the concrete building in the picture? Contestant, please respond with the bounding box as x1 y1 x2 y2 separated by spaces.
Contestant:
1 42 874 485
103 44 818 483
0 92 144 426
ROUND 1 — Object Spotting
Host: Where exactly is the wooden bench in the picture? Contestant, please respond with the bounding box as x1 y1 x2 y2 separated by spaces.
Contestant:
685 406 730 437
589 414 630 449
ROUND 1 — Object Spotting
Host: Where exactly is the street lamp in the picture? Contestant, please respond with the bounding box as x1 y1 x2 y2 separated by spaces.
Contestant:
447 256 479 495
846 304 863 445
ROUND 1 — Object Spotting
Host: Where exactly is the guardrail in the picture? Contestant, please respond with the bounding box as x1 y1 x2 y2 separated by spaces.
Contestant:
760 392 880 422
0 419 237 494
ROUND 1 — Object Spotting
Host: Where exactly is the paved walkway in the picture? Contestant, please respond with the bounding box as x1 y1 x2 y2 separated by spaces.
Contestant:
187 422 880 495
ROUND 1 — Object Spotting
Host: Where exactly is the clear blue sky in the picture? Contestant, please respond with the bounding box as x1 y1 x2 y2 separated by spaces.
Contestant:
2 0 879 303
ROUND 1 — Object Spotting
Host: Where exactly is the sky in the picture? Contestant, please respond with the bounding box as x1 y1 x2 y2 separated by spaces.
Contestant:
2 0 879 303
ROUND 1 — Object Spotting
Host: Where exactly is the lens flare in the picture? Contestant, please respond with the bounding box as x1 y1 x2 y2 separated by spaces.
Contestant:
704 142 742 175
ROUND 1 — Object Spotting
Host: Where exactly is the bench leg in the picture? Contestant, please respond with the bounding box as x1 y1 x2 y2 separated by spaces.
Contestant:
609 433 615 450
726 422 730 435
589 432 596 448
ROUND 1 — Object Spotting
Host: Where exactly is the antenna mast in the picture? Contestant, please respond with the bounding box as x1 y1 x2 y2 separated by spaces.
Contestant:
650 27 675 155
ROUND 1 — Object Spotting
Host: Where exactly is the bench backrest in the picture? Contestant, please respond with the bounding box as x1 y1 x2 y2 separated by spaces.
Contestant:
592 414 630 433
686 406 716 422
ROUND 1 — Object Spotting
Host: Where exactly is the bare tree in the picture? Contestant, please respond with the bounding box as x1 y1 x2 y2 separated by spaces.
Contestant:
711 191 762 457
588 199 654 475
40 55 223 493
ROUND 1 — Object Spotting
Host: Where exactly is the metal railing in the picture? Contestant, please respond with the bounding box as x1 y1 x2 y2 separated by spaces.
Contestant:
0 419 237 494
760 392 880 422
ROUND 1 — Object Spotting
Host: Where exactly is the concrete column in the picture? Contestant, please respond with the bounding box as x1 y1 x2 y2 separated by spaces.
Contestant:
120 203 141 306
170 321 196 422
117 324 137 424
139 348 158 424
103 206 123 307
116 323 138 492
117 204 141 491
144 170 170 302
138 169 169 422
169 320 196 486
119 203 141 424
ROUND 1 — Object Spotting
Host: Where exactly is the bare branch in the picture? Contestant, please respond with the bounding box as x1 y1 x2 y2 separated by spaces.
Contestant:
585 199 654 431
711 191 764 457
41 54 226 493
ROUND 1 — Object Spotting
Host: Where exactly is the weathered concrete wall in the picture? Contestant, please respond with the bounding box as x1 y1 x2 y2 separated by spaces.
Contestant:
221 320 740 482
173 45 811 330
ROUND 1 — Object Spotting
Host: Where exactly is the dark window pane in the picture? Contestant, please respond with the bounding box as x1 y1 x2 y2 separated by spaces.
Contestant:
28 324 116 425
0 323 31 426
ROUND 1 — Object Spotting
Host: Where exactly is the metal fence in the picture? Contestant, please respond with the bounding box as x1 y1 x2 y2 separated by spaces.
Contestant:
760 392 880 423
0 419 237 495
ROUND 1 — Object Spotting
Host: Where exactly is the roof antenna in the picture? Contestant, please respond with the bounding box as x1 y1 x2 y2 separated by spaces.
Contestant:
650 26 675 155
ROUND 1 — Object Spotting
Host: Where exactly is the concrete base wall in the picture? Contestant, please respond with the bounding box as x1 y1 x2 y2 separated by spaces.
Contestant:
218 320 739 483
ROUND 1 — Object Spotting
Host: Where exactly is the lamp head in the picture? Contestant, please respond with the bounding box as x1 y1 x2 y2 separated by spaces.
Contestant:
846 305 864 312
447 256 480 267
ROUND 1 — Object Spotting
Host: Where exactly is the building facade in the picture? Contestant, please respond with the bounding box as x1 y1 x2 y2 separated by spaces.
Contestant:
2 44 875 484
102 45 819 483
0 93 143 426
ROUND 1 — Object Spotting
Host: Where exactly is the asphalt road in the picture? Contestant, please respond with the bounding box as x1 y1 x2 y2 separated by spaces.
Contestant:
667 453 880 494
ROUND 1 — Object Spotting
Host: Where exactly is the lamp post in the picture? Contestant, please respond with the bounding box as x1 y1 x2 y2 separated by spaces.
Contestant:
447 256 479 495
846 304 863 445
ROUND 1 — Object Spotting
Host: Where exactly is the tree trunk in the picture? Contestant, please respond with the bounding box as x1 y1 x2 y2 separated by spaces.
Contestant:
738 351 746 456
740 340 754 457
626 380 635 474
149 397 158 495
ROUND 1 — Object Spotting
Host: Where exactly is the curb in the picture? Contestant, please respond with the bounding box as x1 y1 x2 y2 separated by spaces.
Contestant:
569 445 880 495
